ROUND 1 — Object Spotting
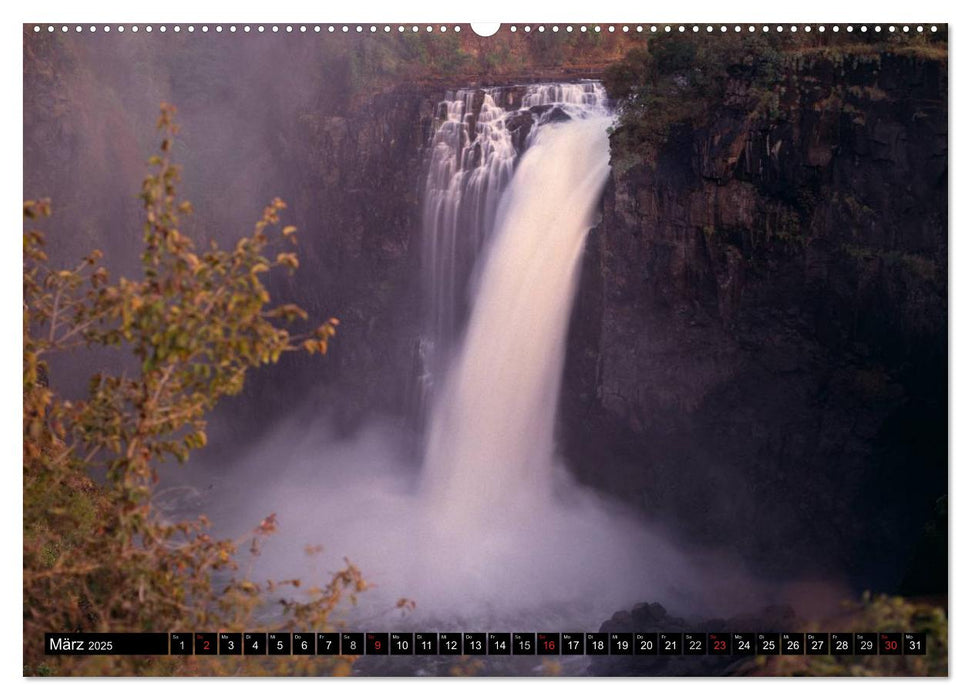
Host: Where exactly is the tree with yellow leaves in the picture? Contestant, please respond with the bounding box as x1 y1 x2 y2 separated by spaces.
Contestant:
23 105 369 676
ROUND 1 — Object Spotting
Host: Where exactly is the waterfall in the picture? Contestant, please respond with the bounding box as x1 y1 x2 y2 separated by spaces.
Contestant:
177 81 747 624
419 82 608 386
420 83 612 527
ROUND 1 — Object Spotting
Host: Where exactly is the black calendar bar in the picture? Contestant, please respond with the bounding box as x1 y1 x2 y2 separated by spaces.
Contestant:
44 631 929 655
45 633 169 655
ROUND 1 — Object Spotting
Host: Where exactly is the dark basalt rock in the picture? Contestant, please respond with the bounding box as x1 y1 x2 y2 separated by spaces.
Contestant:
541 106 572 123
588 602 798 676
632 602 673 628
465 89 486 135
505 105 573 156
528 104 572 124
505 110 534 155
561 51 948 593
494 85 527 111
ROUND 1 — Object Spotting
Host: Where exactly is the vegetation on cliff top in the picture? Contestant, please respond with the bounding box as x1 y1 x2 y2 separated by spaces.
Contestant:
603 29 948 167
332 26 644 100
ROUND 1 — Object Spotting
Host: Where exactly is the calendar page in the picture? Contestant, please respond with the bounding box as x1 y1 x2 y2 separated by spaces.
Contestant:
22 18 948 678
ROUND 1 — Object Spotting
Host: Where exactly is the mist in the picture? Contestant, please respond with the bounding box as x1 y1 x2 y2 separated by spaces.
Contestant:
159 415 776 631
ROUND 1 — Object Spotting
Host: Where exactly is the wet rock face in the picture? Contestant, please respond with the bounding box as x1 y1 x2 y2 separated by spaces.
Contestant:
529 104 572 124
561 53 948 590
214 88 444 456
465 89 486 135
505 105 573 156
505 110 534 154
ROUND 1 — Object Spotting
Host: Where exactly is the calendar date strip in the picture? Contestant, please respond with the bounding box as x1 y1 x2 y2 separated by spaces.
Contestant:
45 631 927 656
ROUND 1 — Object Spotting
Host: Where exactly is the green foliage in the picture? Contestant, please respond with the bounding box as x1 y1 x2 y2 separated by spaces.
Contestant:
338 28 643 99
22 105 396 676
603 30 947 166
840 244 940 283
339 32 480 99
525 30 566 66
603 33 786 163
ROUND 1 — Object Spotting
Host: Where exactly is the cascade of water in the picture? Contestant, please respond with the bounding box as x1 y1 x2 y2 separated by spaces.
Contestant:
419 82 609 394
420 88 517 384
420 82 613 528
521 82 607 110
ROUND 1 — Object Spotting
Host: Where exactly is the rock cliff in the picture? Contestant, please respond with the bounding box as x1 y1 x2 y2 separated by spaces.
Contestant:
562 50 947 588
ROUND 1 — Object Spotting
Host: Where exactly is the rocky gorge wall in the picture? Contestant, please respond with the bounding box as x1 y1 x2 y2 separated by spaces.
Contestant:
562 50 947 590
219 89 439 448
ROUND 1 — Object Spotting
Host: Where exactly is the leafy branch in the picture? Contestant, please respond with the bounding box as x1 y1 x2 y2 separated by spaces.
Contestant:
23 104 372 677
